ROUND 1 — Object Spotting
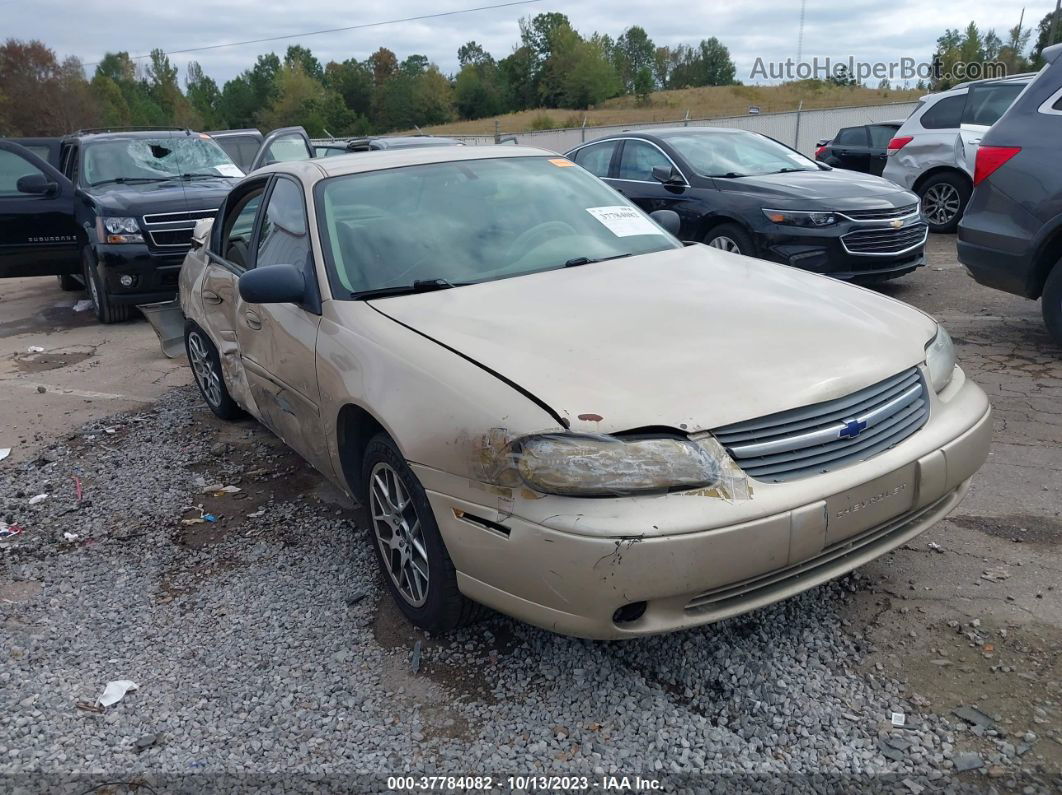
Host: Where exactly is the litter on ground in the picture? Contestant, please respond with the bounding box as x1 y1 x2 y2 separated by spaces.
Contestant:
97 680 139 708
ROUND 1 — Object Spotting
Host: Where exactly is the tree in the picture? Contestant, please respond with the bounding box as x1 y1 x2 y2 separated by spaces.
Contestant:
186 61 222 129
498 45 537 110
369 47 398 86
668 38 736 88
1030 9 1060 66
653 46 673 89
284 45 323 81
0 39 65 135
614 25 655 92
539 24 620 108
413 65 455 126
400 54 430 76
324 59 373 119
458 41 493 68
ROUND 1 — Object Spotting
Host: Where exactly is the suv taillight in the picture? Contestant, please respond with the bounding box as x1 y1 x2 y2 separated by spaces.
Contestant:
886 136 913 154
815 145 827 159
973 145 1021 186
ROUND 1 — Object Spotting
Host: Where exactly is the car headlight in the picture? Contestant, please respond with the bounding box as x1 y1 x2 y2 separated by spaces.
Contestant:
513 433 722 496
98 217 143 244
925 325 956 392
762 209 837 227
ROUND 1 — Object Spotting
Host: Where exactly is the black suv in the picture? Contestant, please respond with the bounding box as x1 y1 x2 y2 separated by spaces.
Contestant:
957 43 1062 344
0 126 311 323
814 121 902 175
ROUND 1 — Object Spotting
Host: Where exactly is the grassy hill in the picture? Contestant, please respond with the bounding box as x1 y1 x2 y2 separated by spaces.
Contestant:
414 83 923 136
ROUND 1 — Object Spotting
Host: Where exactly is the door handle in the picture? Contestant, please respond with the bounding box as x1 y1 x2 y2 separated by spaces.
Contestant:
203 290 222 305
244 310 262 330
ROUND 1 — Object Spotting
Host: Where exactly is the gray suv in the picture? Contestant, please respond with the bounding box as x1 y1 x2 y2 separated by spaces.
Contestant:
957 44 1062 344
883 73 1033 233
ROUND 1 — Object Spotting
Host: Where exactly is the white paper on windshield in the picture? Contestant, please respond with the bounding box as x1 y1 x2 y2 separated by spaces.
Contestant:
586 206 665 237
215 164 244 177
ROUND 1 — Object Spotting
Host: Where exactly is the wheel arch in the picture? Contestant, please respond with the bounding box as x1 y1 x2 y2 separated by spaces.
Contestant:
1031 223 1062 299
912 166 971 195
695 214 759 254
336 403 391 501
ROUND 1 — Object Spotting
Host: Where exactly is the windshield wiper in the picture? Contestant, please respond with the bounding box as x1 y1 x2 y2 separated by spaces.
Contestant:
564 253 634 267
352 278 461 300
180 172 227 180
88 176 170 187
772 167 814 174
704 172 747 178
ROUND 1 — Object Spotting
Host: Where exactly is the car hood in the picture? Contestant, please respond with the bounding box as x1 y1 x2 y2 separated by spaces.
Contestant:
721 169 916 209
89 177 236 216
367 245 937 434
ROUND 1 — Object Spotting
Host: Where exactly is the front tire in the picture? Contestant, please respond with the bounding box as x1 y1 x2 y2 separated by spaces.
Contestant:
57 273 81 292
704 223 754 256
82 247 131 324
362 433 480 633
185 324 244 420
918 173 970 233
1042 262 1062 347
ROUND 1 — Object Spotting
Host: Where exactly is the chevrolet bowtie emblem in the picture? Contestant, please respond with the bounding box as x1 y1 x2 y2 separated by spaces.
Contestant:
890 219 904 228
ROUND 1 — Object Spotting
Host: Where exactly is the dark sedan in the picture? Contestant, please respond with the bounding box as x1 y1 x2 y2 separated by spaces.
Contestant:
566 127 926 282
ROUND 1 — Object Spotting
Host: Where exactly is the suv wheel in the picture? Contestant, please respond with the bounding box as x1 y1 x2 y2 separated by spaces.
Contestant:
82 247 131 324
1042 262 1062 347
185 324 244 419
919 173 970 233
362 433 481 633
57 274 81 292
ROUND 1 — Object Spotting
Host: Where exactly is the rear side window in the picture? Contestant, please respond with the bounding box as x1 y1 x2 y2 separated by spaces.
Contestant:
919 95 966 129
572 141 618 178
962 83 1026 126
867 125 898 148
834 127 868 146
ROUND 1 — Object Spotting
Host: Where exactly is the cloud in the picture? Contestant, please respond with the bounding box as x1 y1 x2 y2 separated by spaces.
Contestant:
8 0 1049 85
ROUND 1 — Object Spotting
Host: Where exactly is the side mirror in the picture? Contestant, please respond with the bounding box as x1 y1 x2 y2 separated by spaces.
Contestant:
238 263 305 305
17 173 56 196
651 165 683 185
649 209 681 237
190 217 214 250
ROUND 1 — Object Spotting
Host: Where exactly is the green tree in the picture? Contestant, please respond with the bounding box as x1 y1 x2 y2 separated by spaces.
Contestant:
369 47 398 86
284 45 323 80
324 59 373 119
614 25 655 92
413 65 455 126
540 24 620 108
1031 9 1061 66
186 61 222 129
457 41 493 68
498 45 537 110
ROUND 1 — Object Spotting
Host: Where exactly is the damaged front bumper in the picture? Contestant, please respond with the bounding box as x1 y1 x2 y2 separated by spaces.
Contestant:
138 299 186 358
416 372 992 639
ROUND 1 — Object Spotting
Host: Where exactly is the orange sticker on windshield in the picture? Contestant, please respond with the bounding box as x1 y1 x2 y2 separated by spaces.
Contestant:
549 158 575 167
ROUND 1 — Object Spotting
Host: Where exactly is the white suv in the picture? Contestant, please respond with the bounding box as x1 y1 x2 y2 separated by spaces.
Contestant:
883 74 1033 232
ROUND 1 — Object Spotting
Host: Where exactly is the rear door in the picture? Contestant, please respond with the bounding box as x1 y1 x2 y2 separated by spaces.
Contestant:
207 130 264 172
959 82 1028 175
0 141 80 279
865 124 897 175
830 126 871 172
248 127 313 172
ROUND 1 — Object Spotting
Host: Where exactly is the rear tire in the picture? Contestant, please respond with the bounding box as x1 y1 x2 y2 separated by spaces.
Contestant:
704 223 754 256
1042 262 1062 347
362 433 481 633
185 324 244 420
82 247 131 324
918 172 970 233
57 273 81 291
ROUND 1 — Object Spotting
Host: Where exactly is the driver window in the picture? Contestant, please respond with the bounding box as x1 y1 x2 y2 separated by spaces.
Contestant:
219 189 264 269
257 178 310 270
0 149 45 198
617 140 673 181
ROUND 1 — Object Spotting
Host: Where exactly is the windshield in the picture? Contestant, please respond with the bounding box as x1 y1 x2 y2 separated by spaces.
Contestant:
662 131 818 177
316 156 680 297
82 134 243 187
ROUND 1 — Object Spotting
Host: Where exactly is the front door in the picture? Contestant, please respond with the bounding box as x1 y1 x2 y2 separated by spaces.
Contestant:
830 126 871 173
610 139 699 238
232 175 329 474
0 141 80 278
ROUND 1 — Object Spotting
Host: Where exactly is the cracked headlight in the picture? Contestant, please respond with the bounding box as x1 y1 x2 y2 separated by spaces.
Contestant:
925 325 956 393
98 216 143 244
514 433 722 497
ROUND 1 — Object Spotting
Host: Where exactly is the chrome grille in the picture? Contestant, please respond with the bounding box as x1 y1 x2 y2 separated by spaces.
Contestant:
148 229 193 247
141 209 218 249
142 209 217 225
837 204 918 221
713 367 928 482
841 223 928 256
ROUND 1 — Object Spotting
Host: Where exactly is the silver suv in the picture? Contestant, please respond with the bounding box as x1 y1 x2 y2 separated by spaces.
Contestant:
883 74 1033 232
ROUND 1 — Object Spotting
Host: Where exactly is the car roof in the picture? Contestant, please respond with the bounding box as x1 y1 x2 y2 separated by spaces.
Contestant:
258 145 555 181
65 129 204 143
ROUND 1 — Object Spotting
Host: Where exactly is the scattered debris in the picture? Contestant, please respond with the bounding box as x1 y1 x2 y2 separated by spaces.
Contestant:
890 711 906 728
73 476 83 502
28 494 49 506
75 700 104 714
345 589 367 606
73 299 93 312
203 484 241 495
27 345 45 353
97 680 138 708
180 506 217 525
247 509 266 519
0 522 25 539
411 640 422 674
981 567 1011 582
36 385 47 394
62 532 79 542
927 542 944 554
952 705 996 729
952 752 983 772
0 448 10 462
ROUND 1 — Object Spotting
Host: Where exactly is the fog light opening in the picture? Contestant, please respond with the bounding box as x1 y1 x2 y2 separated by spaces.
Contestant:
119 274 137 288
612 601 647 625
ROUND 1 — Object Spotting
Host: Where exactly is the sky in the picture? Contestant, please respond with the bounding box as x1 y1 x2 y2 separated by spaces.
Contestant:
8 0 1051 86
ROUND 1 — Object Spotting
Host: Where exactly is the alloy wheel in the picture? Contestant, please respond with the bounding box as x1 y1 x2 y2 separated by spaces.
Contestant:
369 462 429 607
187 331 223 408
708 235 741 253
922 183 961 226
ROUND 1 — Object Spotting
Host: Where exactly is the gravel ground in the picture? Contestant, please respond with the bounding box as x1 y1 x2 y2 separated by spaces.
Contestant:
2 386 1058 792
